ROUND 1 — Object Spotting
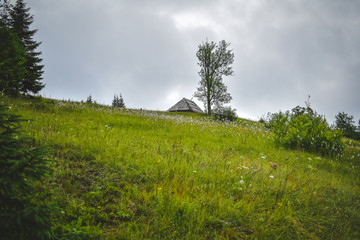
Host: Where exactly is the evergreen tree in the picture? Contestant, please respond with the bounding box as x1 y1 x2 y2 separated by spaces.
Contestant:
112 94 118 107
0 25 27 96
86 94 93 103
0 104 54 239
118 94 125 108
335 112 357 139
10 0 44 95
0 0 12 26
112 93 125 108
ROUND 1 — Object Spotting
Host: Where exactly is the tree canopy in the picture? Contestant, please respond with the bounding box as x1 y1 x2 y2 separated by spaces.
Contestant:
0 0 44 96
194 40 234 115
335 112 360 140
0 25 27 96
0 104 54 239
112 93 125 108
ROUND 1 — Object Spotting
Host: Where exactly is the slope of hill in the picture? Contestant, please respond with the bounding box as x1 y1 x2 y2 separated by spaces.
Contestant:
3 96 360 239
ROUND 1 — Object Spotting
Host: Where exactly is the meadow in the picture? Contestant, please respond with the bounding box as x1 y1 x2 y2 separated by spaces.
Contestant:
3 96 360 239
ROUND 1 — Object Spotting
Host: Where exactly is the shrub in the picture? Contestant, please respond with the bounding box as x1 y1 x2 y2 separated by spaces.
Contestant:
0 103 54 239
264 105 344 156
213 106 237 122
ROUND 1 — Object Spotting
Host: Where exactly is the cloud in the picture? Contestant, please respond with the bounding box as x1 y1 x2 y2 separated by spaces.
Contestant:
228 0 360 121
28 0 360 122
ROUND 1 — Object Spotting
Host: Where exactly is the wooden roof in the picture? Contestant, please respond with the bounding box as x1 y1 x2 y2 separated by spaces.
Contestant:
167 98 204 113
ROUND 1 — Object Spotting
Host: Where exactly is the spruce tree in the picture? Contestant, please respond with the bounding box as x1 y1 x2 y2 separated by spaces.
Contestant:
335 112 358 139
10 0 44 95
112 94 119 107
0 104 54 239
118 94 125 108
0 25 27 96
86 94 93 103
0 0 12 26
112 93 125 108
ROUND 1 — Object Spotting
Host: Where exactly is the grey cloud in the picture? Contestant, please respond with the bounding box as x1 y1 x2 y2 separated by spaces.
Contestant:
228 0 360 121
28 0 359 122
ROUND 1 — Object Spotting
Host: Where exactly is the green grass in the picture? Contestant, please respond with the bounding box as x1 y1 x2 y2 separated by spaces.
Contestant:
3 96 360 239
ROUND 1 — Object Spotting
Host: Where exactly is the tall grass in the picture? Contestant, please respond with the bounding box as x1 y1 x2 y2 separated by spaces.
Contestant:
3 96 360 239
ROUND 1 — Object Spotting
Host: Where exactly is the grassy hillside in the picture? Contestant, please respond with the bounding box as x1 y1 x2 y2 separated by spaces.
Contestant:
3 96 360 239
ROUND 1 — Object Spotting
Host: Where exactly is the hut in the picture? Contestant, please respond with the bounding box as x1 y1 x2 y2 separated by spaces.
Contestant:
167 98 204 113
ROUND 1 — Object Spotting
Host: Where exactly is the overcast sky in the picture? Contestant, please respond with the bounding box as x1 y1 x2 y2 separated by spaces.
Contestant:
25 0 360 123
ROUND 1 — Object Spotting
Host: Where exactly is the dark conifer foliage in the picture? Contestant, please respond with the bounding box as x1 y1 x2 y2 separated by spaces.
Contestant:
86 94 93 103
0 0 12 26
335 112 360 140
10 0 44 95
0 104 54 239
112 93 125 108
0 26 27 96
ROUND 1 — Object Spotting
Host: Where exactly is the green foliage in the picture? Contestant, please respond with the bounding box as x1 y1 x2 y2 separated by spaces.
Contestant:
213 105 237 122
335 112 360 140
3 97 360 239
264 105 344 156
112 93 125 108
0 103 54 239
194 40 234 114
10 0 44 95
0 0 44 96
0 0 12 26
86 94 92 103
0 25 27 96
53 226 89 240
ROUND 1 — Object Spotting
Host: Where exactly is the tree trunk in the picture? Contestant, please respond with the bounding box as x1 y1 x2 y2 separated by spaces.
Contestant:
207 98 211 115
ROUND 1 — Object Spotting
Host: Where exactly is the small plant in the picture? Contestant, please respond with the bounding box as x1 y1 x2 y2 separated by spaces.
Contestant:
263 104 344 156
0 104 54 239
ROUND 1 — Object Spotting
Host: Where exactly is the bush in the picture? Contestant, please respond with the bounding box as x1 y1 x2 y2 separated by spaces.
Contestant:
213 106 237 122
0 104 55 239
263 105 344 156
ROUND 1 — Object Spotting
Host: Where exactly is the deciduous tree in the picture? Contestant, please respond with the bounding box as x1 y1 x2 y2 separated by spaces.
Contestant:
194 40 234 115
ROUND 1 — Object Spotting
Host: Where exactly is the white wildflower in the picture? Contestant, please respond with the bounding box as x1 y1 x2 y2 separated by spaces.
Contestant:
269 175 274 179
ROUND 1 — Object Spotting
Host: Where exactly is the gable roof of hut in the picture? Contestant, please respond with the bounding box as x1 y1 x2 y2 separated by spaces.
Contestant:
167 98 204 113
